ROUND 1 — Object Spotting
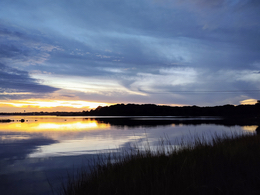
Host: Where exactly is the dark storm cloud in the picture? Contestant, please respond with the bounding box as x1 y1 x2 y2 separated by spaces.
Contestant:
0 63 59 94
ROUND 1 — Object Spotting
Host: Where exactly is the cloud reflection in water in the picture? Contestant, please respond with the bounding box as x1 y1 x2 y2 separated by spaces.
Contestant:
0 116 258 195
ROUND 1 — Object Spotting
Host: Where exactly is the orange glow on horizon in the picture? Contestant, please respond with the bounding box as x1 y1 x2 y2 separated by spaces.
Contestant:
240 99 257 105
0 99 111 112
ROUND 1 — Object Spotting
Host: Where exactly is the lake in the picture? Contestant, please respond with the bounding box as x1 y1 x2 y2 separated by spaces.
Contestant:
0 115 258 195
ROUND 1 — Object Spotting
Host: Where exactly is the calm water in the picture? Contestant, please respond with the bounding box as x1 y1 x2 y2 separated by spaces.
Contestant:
0 115 258 195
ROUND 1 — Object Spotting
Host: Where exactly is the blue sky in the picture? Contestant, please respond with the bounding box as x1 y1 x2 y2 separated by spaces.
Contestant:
0 0 260 111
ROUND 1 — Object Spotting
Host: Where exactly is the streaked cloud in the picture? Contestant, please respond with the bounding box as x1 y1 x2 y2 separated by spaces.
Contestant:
0 63 59 96
0 0 259 109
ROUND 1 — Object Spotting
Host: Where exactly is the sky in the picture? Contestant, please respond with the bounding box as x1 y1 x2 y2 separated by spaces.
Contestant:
0 0 260 112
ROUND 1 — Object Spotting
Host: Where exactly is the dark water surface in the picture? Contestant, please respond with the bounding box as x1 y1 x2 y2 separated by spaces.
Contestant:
0 115 258 195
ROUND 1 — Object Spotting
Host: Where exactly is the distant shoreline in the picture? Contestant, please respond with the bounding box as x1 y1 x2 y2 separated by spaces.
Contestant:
1 102 260 117
0 115 259 127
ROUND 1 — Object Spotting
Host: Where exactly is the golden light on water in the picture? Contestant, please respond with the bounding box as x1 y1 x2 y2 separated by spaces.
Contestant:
36 121 100 130
0 119 110 132
242 126 258 132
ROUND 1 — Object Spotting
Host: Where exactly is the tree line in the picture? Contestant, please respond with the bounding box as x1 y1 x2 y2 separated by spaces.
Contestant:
84 101 260 117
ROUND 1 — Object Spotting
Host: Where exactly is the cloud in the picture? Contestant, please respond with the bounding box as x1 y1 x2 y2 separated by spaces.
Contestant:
126 67 197 93
238 0 260 8
155 0 260 10
0 22 62 68
0 0 259 106
0 63 59 95
182 0 225 8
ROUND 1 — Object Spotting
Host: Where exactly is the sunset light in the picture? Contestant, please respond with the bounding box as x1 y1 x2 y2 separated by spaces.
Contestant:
1 0 260 108
0 100 110 112
242 126 259 132
1 1 260 195
240 99 258 105
0 118 110 133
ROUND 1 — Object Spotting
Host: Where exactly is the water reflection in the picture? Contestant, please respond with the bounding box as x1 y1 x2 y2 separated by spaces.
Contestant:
0 116 259 195
256 126 260 135
0 137 57 163
0 116 258 158
242 125 259 132
0 118 110 133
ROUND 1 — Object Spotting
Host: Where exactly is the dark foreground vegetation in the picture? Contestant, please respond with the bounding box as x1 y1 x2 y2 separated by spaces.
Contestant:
61 133 260 195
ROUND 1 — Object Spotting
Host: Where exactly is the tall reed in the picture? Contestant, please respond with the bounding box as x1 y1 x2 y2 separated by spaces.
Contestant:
60 132 260 195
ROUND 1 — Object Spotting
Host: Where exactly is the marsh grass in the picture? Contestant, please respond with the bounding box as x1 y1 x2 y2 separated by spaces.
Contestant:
60 132 260 195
